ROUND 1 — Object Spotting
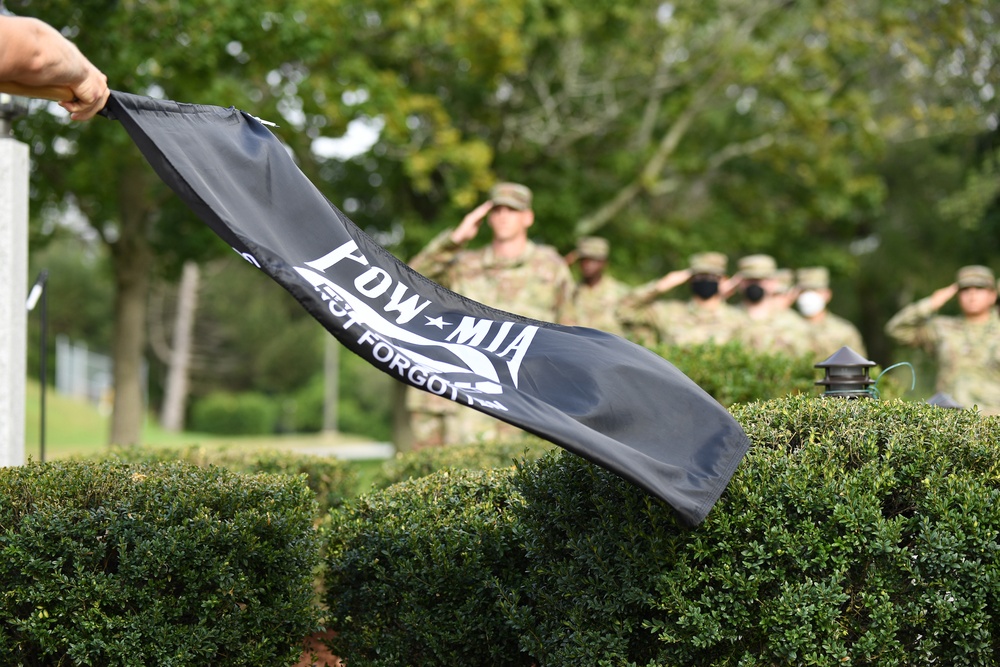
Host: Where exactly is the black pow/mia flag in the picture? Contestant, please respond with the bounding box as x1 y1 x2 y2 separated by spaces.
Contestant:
104 91 749 526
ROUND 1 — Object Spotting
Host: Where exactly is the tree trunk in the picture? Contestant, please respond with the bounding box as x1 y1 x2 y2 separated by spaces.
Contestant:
574 73 723 237
160 261 199 432
392 381 413 453
109 168 154 446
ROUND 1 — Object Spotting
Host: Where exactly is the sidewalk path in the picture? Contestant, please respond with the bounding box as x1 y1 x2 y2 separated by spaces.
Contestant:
286 441 395 460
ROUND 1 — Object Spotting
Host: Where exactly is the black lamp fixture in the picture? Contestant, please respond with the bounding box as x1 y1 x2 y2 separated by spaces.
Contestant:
814 346 876 399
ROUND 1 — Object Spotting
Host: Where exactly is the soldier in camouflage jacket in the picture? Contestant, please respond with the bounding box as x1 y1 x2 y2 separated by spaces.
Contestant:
886 265 1000 415
406 182 576 447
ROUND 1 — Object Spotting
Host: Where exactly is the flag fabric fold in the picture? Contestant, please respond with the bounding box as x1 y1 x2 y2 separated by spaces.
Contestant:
104 91 750 526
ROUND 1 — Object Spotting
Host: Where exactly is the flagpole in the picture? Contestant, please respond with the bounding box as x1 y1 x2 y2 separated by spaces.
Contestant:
0 82 73 102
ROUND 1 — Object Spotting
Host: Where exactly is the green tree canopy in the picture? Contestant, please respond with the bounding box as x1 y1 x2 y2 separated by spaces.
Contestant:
14 0 337 443
304 0 996 275
14 0 998 441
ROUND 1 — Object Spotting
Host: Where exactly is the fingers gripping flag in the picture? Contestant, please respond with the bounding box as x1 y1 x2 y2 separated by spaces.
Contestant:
104 91 749 526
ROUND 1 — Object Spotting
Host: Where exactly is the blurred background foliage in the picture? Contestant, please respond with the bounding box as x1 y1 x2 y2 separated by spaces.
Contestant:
10 0 1000 443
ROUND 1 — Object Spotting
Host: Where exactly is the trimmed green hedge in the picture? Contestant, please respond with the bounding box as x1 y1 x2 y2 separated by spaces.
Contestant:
657 340 818 406
324 396 1000 666
190 391 280 435
660 341 907 405
326 469 527 666
0 460 322 666
373 436 553 490
100 444 358 513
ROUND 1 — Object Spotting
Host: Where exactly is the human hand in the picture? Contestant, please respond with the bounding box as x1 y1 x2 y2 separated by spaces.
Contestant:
656 268 692 294
928 283 959 310
2 17 111 121
776 285 801 311
718 275 740 299
450 200 494 245
59 59 109 121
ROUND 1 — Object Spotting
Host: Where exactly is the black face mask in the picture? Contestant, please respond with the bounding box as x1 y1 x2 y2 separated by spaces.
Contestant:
690 279 719 300
743 284 766 303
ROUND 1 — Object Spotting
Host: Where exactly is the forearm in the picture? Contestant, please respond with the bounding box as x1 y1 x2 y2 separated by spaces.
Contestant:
1 16 109 120
618 279 664 311
409 228 461 282
885 297 938 348
1 17 87 85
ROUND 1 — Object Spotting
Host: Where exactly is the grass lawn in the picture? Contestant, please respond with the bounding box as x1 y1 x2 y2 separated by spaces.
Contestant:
23 378 391 495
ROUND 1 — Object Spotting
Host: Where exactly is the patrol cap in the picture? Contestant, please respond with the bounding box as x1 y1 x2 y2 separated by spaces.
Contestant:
737 254 777 280
489 182 533 211
773 268 794 293
956 265 995 289
576 236 610 260
688 251 728 276
796 266 830 291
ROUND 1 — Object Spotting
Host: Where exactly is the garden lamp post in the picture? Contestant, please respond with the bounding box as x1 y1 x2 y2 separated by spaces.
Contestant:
0 92 31 136
0 90 31 467
814 346 876 399
26 271 49 461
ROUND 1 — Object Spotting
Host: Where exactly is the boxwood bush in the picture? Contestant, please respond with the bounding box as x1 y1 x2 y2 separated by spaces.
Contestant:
0 460 322 666
659 341 908 405
99 444 358 512
324 396 1000 666
658 341 819 406
325 468 528 666
190 391 280 435
372 436 553 490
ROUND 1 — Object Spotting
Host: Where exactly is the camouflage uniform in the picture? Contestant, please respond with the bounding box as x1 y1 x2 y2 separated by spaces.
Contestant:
574 275 631 337
665 301 746 347
619 282 744 348
885 272 1000 415
410 231 576 323
618 251 744 348
773 268 795 298
732 254 811 359
795 266 867 359
737 308 811 358
406 195 577 447
801 312 867 360
571 236 630 336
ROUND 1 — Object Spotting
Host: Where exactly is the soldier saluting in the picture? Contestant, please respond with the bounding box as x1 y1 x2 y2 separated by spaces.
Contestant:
406 181 576 447
886 265 1000 415
566 236 631 337
618 251 743 348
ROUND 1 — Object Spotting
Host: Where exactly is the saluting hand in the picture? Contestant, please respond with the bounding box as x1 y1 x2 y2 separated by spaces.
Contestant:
928 283 959 311
655 269 692 294
719 275 741 300
450 200 494 245
776 285 801 311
